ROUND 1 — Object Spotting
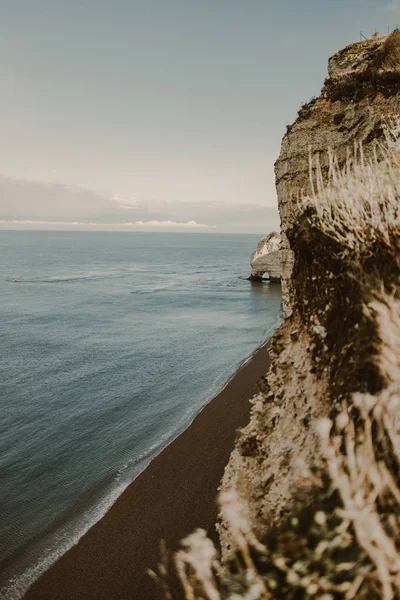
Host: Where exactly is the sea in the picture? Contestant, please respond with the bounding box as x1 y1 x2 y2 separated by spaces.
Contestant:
0 231 282 599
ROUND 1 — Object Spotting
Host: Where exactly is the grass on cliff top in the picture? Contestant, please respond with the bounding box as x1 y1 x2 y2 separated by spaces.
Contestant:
324 29 400 101
380 29 400 71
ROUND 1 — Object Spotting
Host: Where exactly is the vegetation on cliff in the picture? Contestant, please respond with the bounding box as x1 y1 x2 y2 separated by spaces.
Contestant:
155 129 400 600
324 30 400 101
154 33 400 600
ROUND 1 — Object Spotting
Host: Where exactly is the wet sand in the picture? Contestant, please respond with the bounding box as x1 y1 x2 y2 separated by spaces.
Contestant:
24 341 271 600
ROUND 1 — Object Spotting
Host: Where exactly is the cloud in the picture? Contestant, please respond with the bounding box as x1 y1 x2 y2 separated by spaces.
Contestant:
116 204 139 210
0 173 279 233
111 193 137 207
0 219 216 230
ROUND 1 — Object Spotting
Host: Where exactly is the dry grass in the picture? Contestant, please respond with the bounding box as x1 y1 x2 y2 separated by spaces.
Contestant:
379 30 400 72
324 33 400 101
174 530 221 600
157 130 400 599
319 295 400 600
302 136 400 257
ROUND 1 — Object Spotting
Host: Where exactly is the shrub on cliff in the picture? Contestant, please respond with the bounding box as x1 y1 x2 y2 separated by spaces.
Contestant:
379 29 400 71
325 32 400 101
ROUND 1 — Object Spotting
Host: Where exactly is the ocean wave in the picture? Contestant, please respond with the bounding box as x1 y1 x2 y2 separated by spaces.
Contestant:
0 427 178 600
7 267 147 285
0 317 284 600
9 275 103 285
0 233 283 600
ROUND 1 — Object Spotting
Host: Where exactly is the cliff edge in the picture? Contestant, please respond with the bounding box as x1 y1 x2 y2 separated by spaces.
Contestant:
161 32 400 600
216 34 400 561
276 32 400 315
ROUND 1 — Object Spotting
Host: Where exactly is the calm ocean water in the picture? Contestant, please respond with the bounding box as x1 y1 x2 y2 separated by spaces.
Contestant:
0 231 281 598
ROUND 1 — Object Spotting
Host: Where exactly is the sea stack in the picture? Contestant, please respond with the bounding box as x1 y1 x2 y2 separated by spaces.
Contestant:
248 231 281 282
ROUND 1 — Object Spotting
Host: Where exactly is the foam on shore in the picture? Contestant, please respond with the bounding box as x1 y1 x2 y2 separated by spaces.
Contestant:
1 326 278 600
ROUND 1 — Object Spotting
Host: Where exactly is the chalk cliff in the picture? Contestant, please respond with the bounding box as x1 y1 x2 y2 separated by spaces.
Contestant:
248 232 282 282
169 32 400 600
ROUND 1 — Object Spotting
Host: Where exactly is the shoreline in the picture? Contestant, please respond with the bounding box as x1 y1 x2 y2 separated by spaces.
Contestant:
20 339 272 600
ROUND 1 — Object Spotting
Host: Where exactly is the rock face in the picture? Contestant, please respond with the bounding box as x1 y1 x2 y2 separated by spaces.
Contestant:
218 32 400 561
248 232 281 282
275 34 400 315
167 34 400 599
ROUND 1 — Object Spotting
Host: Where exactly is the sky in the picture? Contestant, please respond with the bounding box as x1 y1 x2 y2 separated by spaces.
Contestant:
0 0 399 233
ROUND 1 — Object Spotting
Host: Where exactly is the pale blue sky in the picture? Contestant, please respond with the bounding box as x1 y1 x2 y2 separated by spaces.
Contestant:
0 0 399 232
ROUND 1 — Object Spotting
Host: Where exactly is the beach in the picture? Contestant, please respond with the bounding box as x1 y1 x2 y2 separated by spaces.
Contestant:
23 340 271 600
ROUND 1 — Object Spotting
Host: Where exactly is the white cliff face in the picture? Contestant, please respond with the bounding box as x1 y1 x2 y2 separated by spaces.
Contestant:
249 232 281 282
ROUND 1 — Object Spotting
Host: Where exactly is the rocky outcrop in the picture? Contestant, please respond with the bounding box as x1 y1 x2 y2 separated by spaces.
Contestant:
248 232 281 282
276 33 400 315
218 32 400 561
166 33 400 600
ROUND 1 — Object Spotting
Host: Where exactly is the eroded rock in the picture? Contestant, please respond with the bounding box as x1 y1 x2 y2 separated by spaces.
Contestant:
248 232 281 282
276 34 400 316
218 33 400 561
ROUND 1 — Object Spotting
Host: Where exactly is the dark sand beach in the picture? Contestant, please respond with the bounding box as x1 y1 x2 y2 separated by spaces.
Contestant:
23 341 271 600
